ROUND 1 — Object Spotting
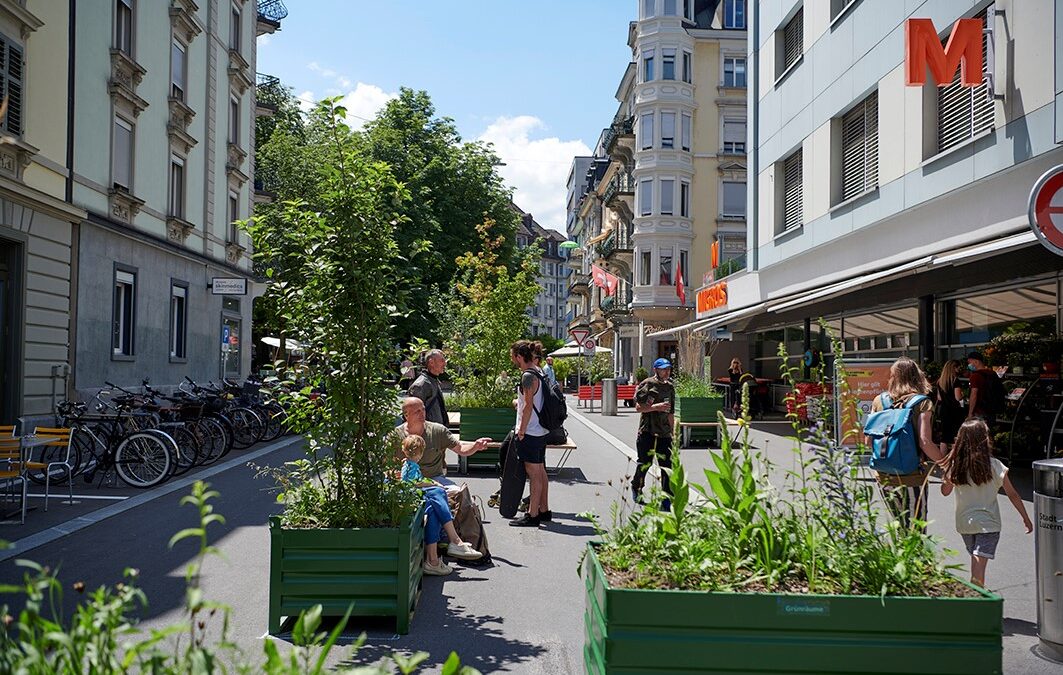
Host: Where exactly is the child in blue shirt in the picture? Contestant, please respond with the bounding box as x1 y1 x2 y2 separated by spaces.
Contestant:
400 435 482 574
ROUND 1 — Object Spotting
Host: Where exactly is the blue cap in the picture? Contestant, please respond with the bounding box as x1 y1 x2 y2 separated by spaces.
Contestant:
653 358 672 370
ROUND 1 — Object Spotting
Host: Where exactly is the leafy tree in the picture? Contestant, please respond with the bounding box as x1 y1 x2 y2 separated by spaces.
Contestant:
531 332 565 354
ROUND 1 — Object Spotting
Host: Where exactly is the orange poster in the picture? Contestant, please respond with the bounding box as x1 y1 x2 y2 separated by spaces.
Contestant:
837 363 893 447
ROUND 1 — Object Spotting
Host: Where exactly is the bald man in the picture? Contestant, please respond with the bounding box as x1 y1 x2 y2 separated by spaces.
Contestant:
395 397 491 480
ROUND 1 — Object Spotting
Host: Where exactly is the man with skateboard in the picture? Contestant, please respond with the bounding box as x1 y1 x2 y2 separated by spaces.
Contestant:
633 358 676 508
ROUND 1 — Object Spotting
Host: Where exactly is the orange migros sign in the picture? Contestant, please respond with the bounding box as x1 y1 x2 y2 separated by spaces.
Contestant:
905 17 983 87
696 281 728 316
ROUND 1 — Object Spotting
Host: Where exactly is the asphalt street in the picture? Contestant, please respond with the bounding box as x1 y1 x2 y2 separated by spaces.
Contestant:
1 405 1060 673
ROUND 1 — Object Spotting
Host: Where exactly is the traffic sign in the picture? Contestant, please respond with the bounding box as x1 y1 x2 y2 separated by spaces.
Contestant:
1029 165 1063 257
569 328 590 346
583 338 596 354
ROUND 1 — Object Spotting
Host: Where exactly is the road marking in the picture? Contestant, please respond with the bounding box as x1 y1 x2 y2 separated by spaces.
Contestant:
0 436 303 562
26 494 129 501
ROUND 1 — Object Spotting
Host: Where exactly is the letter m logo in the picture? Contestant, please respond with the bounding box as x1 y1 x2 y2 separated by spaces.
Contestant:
905 18 983 87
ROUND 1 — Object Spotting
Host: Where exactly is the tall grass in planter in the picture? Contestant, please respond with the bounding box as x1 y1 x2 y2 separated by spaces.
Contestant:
247 98 424 633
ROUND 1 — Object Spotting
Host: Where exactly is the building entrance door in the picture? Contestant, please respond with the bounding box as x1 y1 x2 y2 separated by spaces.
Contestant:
0 240 21 422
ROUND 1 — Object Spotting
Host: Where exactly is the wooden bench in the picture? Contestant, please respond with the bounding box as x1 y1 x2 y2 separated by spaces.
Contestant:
456 437 578 476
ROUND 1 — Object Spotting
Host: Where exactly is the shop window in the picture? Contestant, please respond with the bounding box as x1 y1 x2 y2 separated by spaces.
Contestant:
839 91 879 202
944 283 1057 346
935 8 993 155
842 306 919 358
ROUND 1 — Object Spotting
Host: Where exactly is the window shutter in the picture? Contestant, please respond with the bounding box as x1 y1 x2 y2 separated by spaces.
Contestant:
783 9 803 70
6 41 21 137
782 150 803 231
937 9 993 154
840 91 878 200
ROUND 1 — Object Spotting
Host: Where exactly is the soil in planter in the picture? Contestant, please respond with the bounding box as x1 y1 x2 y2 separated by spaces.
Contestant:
600 557 982 599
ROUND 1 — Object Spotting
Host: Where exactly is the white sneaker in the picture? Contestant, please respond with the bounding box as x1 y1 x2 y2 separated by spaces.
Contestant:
422 560 452 576
446 542 484 561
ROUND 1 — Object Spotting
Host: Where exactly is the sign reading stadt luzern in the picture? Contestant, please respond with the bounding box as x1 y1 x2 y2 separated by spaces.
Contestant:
905 17 983 87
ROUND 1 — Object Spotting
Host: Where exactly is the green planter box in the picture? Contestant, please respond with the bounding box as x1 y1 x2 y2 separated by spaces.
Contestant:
583 544 1002 674
675 396 724 444
268 502 426 635
459 406 513 469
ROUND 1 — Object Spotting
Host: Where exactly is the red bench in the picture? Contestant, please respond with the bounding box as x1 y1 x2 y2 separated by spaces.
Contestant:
577 384 638 407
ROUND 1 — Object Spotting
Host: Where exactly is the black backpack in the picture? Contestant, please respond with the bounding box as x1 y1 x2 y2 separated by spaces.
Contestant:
522 369 568 432
983 370 1006 416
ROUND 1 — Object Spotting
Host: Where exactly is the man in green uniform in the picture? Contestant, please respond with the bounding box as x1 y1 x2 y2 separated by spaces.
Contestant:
633 358 675 506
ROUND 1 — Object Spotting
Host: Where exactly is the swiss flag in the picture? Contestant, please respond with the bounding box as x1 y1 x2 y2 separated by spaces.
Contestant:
592 264 619 296
676 258 686 305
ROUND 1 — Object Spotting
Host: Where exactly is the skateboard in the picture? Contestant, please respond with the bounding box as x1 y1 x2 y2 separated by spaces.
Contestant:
498 431 527 518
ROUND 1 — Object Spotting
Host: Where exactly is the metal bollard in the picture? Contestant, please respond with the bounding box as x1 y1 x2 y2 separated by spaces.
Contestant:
1034 458 1063 662
602 378 617 416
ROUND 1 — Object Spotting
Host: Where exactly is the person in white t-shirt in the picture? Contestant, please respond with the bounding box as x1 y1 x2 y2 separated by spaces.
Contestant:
941 419 1032 587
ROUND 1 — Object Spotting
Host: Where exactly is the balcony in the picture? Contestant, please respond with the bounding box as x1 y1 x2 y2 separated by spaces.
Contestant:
602 173 635 206
254 177 276 204
716 255 747 279
256 0 287 34
596 227 633 259
568 273 590 296
255 72 280 116
600 288 633 317
603 116 634 155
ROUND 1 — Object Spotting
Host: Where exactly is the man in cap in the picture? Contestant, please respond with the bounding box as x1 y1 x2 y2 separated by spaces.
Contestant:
632 358 676 506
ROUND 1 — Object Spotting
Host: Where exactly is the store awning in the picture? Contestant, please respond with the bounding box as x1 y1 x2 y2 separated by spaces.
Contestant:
930 230 1036 267
647 303 766 338
767 256 933 315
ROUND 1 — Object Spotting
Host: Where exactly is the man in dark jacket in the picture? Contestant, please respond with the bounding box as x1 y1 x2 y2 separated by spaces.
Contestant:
633 358 676 507
408 349 448 426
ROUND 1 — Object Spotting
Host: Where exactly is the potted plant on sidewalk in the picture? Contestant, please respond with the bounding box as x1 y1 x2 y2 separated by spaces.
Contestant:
581 326 1002 674
248 98 426 635
438 219 540 469
671 328 723 445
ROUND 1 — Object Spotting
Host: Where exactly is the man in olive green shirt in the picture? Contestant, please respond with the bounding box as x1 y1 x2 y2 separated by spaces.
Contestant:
394 398 490 481
632 358 676 505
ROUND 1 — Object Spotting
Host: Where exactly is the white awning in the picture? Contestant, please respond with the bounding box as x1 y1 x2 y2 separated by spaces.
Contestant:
930 231 1036 267
647 303 766 338
768 256 933 315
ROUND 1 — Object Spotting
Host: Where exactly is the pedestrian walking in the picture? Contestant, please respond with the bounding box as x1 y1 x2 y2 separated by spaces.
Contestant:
509 339 552 527
865 357 945 529
633 358 676 508
408 349 449 426
543 356 557 388
965 352 1005 433
940 419 1032 587
931 359 965 452
728 357 744 417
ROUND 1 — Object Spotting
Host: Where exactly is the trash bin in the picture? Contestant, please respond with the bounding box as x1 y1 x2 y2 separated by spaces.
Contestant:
602 378 617 416
1033 458 1063 661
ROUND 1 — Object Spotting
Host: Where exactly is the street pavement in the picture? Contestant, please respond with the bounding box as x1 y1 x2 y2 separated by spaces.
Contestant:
1 404 1060 673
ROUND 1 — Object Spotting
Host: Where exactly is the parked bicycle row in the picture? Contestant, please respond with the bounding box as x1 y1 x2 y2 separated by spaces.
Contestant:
27 376 294 490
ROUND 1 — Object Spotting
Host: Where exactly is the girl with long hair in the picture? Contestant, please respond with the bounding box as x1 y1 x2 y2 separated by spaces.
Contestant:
941 419 1032 587
933 359 965 451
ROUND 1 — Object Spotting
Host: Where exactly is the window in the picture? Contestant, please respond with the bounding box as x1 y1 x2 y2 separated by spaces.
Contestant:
831 0 858 21
683 0 693 21
641 0 654 19
662 49 676 80
640 112 654 150
642 50 655 82
722 181 746 217
724 0 746 28
661 112 675 149
171 40 186 100
723 57 746 87
228 191 239 242
115 0 133 56
679 251 689 286
169 156 185 218
639 180 652 216
723 118 746 153
229 3 241 51
640 251 651 285
663 0 677 15
112 116 133 190
682 51 692 83
228 95 240 145
781 149 803 231
936 9 993 154
780 8 804 75
680 181 690 217
840 91 879 201
659 251 673 285
112 268 136 357
660 179 674 215
170 283 187 359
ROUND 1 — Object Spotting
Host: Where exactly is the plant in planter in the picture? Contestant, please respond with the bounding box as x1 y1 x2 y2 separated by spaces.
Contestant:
247 98 427 634
672 373 724 445
581 326 1002 674
438 220 541 466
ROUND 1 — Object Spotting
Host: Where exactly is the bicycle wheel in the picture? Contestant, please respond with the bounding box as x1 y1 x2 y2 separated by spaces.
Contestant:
24 442 81 486
142 429 180 478
114 432 172 488
168 426 200 476
260 403 285 442
194 417 227 466
228 407 263 449
206 413 235 458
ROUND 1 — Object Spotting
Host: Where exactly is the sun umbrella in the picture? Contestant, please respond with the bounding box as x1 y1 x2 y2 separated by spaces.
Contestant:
558 241 580 249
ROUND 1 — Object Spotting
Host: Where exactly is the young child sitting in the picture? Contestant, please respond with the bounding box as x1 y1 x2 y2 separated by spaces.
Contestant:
400 435 482 575
940 419 1032 587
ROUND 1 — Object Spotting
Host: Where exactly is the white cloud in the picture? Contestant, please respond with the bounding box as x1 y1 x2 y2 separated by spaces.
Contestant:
339 83 398 129
258 34 271 47
477 116 591 233
296 90 315 114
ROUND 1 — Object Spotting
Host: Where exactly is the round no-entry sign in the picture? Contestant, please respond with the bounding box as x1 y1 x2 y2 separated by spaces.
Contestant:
1029 165 1063 257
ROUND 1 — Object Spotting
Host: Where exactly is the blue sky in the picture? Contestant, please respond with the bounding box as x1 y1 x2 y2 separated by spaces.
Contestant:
257 1 636 232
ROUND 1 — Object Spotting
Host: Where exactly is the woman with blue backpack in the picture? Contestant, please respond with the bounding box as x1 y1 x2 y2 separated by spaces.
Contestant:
863 357 946 529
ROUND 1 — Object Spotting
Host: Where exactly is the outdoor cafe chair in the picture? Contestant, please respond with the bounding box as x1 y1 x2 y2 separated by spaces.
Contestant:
0 437 28 524
30 426 75 511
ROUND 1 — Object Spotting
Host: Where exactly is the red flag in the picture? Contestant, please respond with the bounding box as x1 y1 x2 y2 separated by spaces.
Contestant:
676 258 686 305
591 265 619 296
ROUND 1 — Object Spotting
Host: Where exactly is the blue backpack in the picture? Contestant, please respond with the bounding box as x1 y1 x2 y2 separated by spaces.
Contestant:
863 393 928 475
